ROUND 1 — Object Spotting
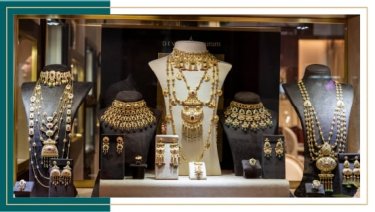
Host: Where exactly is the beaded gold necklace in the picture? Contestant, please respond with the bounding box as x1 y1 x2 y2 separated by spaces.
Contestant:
163 49 221 161
224 101 273 132
100 100 156 132
28 71 74 188
298 80 347 192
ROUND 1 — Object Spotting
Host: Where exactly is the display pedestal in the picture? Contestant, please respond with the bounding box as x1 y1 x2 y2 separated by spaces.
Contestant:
98 170 289 197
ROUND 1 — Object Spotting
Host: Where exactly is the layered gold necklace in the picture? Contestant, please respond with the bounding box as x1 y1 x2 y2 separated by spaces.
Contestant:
100 100 156 132
298 81 347 192
28 71 74 188
224 101 273 132
163 49 221 161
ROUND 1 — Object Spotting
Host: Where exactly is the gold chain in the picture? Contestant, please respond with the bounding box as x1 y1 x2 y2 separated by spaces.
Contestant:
224 101 273 132
164 49 221 161
28 72 74 188
298 80 347 192
100 100 156 132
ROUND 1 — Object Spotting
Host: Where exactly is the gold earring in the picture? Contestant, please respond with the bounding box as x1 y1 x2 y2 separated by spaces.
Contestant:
342 156 353 186
194 162 203 179
155 143 165 167
263 138 272 159
116 136 124 154
170 144 179 168
60 161 72 187
50 161 60 187
275 138 284 159
352 156 360 188
102 136 110 155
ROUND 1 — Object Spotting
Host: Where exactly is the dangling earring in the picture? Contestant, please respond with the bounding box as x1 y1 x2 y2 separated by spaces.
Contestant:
352 156 360 188
170 144 179 168
50 161 60 187
60 161 72 187
102 136 110 155
116 136 124 155
263 138 272 159
342 156 353 187
155 142 165 167
275 138 284 159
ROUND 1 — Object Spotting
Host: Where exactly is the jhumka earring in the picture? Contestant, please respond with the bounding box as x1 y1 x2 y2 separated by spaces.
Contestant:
170 144 179 168
275 138 284 159
60 161 72 186
352 156 360 188
263 138 272 159
102 136 110 155
50 161 60 187
342 156 353 187
155 142 165 167
116 136 124 155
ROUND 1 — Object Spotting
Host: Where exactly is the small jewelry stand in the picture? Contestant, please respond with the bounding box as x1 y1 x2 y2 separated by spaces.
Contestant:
14 180 34 197
48 159 76 197
305 180 325 197
130 155 147 179
100 134 125 179
189 162 207 180
154 135 179 180
338 153 360 196
242 158 262 179
261 135 286 179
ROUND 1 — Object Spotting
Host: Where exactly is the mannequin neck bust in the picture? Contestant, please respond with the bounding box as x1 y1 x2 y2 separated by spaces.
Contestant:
174 40 207 53
233 91 261 104
302 64 332 80
115 90 143 102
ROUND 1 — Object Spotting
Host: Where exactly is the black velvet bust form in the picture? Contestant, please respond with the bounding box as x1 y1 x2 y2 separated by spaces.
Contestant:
222 92 278 176
21 64 92 197
99 91 160 176
100 74 137 108
282 64 354 197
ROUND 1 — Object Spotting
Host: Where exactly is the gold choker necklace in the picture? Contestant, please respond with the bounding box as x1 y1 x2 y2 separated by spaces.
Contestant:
100 100 156 132
298 80 347 192
224 101 273 132
40 70 72 87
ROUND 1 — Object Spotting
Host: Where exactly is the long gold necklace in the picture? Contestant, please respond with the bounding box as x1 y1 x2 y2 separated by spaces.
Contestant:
163 49 221 161
298 81 347 192
100 99 156 132
28 71 74 188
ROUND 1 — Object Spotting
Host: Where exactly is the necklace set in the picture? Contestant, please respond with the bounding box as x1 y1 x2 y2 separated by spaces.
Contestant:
298 80 347 192
163 49 221 161
28 71 74 188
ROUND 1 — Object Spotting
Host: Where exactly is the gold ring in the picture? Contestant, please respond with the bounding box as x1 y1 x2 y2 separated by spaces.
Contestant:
312 180 321 190
249 158 256 166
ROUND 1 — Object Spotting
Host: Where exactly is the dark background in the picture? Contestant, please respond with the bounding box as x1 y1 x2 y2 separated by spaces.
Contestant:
100 27 281 169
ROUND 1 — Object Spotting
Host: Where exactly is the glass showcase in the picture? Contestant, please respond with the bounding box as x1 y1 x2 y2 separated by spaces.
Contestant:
13 15 360 198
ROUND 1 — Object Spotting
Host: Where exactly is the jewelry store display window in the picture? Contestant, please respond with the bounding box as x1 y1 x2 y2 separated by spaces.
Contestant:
13 15 360 197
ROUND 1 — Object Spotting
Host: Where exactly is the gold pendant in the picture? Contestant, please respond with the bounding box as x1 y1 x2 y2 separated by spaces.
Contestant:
315 143 337 192
41 138 59 168
181 90 204 141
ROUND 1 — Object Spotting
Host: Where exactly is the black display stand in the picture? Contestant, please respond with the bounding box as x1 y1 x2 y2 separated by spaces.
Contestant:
282 64 354 197
100 134 125 179
305 182 325 197
130 163 147 179
99 91 160 177
13 181 34 197
338 153 360 197
48 159 76 197
242 159 262 179
21 64 92 197
261 135 285 179
222 92 277 176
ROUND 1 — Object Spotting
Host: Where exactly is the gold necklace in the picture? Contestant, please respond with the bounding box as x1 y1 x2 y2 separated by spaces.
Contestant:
100 100 156 132
163 49 221 161
298 80 347 192
28 72 74 188
224 101 273 132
